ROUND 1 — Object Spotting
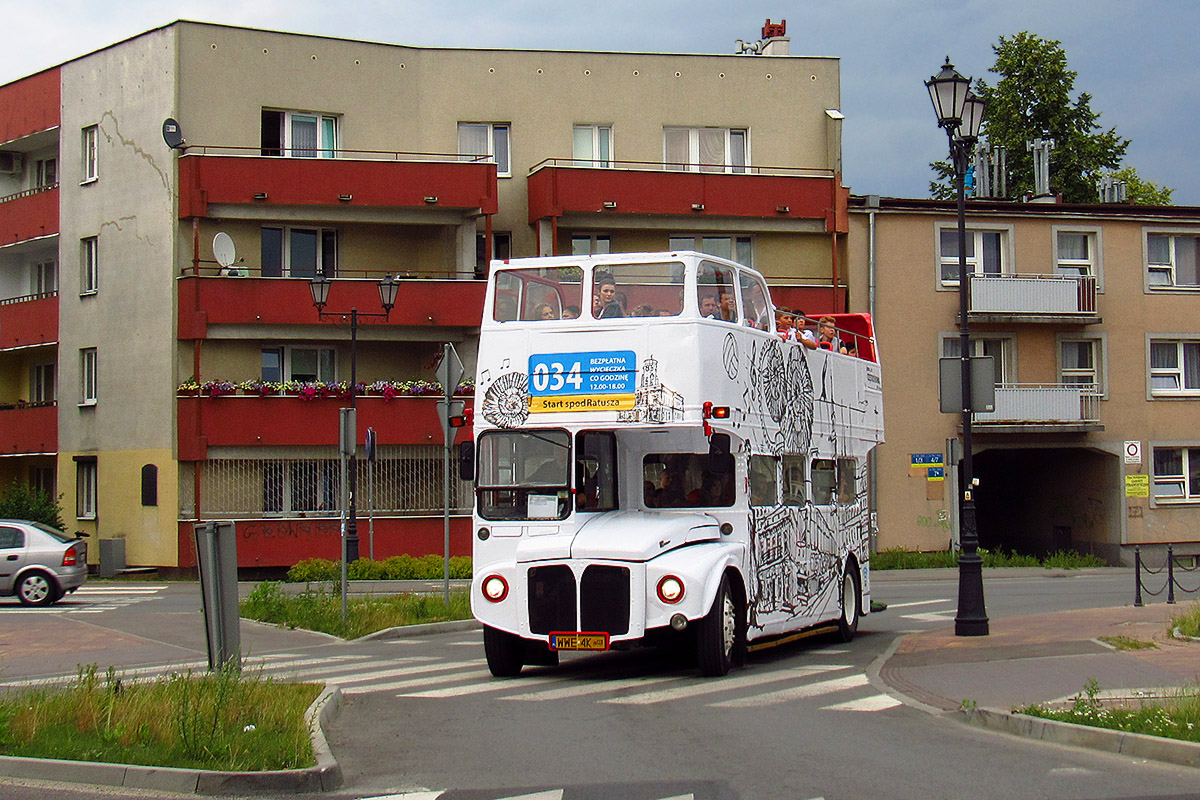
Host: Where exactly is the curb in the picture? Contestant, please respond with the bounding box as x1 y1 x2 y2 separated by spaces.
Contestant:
960 706 1200 770
0 685 344 795
353 618 481 642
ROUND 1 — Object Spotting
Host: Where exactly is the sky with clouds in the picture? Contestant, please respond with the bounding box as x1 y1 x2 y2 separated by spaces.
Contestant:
5 0 1196 203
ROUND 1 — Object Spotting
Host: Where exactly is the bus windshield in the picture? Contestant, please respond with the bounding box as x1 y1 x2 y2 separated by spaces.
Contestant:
477 430 572 520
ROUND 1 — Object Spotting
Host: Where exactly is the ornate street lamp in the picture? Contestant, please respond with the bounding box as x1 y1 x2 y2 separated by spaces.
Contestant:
309 274 399 563
927 58 989 637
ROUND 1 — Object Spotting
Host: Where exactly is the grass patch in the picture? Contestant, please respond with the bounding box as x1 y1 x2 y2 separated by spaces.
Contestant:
1019 679 1200 744
1098 635 1157 651
287 554 472 582
873 547 1104 570
241 581 472 639
1170 602 1200 639
0 664 319 771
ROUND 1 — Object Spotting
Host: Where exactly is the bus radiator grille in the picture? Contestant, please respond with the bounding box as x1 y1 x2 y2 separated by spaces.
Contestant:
580 565 631 636
528 565 577 634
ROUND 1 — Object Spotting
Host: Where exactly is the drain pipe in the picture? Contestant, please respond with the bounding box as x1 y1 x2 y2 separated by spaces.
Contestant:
866 195 880 554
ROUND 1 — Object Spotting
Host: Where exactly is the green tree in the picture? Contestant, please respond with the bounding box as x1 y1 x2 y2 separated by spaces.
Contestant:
930 32 1170 204
1112 166 1173 206
0 481 64 529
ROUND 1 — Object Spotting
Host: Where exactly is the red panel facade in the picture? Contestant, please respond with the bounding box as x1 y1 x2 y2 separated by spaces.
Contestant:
0 404 57 455
0 187 59 246
0 69 59 145
527 166 846 231
178 155 498 217
0 295 57 349
178 395 469 454
177 276 485 335
767 286 848 320
176 516 472 568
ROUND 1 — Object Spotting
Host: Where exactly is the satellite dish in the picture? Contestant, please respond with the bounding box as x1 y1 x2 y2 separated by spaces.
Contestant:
212 232 237 269
162 118 184 149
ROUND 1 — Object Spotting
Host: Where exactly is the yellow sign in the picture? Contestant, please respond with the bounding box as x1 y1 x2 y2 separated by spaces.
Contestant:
529 394 636 413
1125 474 1149 498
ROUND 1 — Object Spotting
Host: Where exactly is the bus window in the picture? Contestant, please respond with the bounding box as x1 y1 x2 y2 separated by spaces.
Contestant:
749 455 778 506
593 261 685 319
739 271 772 331
782 454 806 506
811 458 836 505
477 430 571 520
492 267 583 323
837 458 857 505
697 260 737 322
576 431 618 512
643 453 734 508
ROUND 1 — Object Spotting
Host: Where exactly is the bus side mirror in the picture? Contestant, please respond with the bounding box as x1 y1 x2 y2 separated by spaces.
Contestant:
708 433 733 474
459 441 475 481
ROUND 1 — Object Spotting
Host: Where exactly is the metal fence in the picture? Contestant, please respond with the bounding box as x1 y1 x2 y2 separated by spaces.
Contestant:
199 445 472 518
973 383 1101 425
970 273 1097 315
1134 544 1200 606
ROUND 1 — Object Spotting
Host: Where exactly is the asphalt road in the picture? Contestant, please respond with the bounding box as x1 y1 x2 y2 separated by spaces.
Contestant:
1 569 1198 800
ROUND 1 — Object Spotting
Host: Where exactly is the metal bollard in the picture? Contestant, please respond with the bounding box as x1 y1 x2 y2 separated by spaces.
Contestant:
1167 544 1176 605
1134 546 1143 607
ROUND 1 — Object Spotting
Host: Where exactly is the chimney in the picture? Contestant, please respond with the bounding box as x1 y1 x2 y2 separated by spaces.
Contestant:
760 19 790 56
1027 136 1056 200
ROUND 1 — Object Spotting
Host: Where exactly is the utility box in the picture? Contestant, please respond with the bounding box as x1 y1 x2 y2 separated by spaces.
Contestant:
194 521 240 671
98 537 126 579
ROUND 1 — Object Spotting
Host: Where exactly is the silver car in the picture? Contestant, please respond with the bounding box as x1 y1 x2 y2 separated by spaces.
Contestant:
0 520 88 606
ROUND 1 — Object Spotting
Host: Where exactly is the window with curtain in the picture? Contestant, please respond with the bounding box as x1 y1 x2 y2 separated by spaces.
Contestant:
670 235 752 267
1056 231 1096 278
939 228 1005 285
261 227 337 278
1149 339 1200 395
1146 232 1200 288
942 336 1013 384
662 127 747 173
1059 338 1102 393
458 122 510 176
572 124 612 167
1152 446 1200 502
261 109 339 158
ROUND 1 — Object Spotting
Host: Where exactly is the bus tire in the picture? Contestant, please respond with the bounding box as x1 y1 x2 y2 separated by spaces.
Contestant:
836 562 860 643
484 625 524 677
697 575 740 677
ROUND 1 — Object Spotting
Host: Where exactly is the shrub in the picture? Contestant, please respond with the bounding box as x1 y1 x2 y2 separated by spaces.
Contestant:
285 555 473 582
0 481 64 529
286 558 338 583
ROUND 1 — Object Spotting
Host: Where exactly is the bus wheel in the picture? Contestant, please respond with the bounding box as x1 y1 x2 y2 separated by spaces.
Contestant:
484 625 525 677
836 565 860 643
697 575 739 677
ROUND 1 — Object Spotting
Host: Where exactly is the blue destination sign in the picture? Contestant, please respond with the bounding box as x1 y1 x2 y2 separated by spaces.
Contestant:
528 350 636 396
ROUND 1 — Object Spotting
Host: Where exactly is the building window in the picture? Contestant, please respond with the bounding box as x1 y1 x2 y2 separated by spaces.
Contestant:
942 335 1014 385
1059 337 1104 395
939 228 1005 286
32 260 56 296
261 227 337 278
80 348 97 405
572 124 612 167
30 363 54 403
458 122 510 177
571 234 611 256
670 235 752 267
475 231 512 277
663 127 747 173
81 125 98 181
262 346 336 383
34 158 57 188
76 459 97 519
1055 230 1098 279
1152 446 1200 502
261 109 339 158
81 237 98 294
1149 339 1200 395
32 467 55 498
1146 232 1200 289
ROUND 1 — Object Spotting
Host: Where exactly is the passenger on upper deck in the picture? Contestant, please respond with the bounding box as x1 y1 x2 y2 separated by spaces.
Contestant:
776 307 797 341
718 291 737 323
595 273 625 319
793 310 819 350
699 294 721 319
535 302 557 320
818 316 848 354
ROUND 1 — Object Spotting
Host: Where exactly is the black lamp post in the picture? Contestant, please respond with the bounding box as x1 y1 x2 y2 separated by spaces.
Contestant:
927 57 989 636
310 274 399 563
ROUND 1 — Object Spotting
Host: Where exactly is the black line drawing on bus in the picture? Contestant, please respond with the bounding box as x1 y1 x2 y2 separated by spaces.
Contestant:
481 371 530 428
618 356 685 424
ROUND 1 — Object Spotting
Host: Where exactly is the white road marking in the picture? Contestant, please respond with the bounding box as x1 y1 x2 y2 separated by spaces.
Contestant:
900 611 956 622
601 664 851 706
885 598 952 609
505 674 684 701
711 673 869 708
821 693 901 711
399 674 565 698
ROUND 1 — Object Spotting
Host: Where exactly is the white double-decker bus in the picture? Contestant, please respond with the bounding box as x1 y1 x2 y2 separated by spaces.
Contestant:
465 251 883 676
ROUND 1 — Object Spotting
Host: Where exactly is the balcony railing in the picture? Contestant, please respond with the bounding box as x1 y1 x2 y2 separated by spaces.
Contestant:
0 184 57 246
0 401 56 454
0 291 57 349
969 274 1097 318
973 383 1101 427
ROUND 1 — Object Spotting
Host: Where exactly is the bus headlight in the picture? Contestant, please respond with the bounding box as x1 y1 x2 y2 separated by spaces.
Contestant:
656 575 685 604
482 574 509 602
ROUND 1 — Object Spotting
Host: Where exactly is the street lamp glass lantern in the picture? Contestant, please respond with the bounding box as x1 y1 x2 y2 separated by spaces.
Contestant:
926 57 971 130
309 274 331 309
377 274 399 312
959 91 987 141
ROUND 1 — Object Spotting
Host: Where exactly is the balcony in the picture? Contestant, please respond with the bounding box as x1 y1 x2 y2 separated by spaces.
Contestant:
177 276 485 338
973 384 1102 433
0 185 58 247
968 274 1099 323
527 159 848 234
0 402 57 455
177 150 498 219
177 395 462 460
0 292 57 349
0 68 59 145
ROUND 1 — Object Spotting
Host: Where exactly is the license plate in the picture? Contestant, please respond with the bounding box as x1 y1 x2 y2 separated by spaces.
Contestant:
549 632 609 651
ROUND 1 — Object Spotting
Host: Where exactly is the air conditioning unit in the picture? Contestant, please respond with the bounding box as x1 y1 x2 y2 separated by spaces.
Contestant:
0 152 23 175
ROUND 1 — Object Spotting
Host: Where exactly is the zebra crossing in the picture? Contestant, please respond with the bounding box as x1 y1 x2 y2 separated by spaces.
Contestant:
0 633 900 712
1 584 168 614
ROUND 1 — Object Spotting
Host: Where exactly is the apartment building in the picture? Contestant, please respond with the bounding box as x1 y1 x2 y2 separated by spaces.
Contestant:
0 20 850 570
849 196 1200 564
